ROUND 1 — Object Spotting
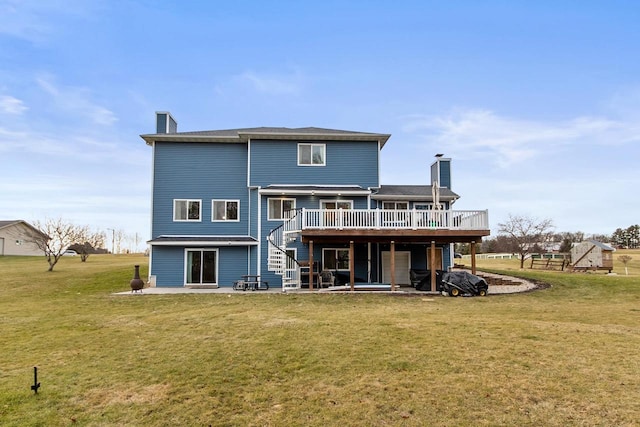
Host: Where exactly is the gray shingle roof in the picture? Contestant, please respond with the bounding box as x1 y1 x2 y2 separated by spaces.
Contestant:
0 220 21 229
141 126 391 147
586 239 615 251
372 185 460 201
176 127 379 137
261 185 369 195
148 236 258 245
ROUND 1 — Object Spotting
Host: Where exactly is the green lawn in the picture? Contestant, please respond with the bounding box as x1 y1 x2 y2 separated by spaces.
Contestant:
1 254 639 426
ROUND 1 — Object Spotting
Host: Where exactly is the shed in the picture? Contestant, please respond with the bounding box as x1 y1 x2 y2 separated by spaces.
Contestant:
570 240 615 272
0 220 46 256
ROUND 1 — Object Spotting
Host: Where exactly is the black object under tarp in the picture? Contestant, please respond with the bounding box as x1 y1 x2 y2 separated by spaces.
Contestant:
441 271 488 296
412 269 444 291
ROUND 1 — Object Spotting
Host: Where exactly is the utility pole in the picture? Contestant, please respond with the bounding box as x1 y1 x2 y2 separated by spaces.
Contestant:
107 228 115 254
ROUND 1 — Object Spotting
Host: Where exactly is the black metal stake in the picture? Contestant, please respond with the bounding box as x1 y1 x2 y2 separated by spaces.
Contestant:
31 366 40 394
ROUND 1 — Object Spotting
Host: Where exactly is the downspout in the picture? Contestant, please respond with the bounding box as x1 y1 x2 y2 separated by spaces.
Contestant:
367 242 372 283
148 140 156 283
257 186 261 277
247 138 262 275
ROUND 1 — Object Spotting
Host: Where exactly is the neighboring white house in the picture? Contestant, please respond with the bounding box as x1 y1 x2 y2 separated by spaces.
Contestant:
0 220 46 256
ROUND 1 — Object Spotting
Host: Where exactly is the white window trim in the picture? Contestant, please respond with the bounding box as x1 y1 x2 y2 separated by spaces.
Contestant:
212 199 240 222
415 203 444 210
322 247 350 271
382 201 409 210
184 248 219 286
320 199 354 209
173 199 202 222
267 197 296 221
297 143 326 166
285 248 297 273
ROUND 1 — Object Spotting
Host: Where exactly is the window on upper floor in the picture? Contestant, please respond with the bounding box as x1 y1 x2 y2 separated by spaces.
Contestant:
268 198 296 220
298 143 326 166
174 199 201 221
212 200 239 222
383 201 408 210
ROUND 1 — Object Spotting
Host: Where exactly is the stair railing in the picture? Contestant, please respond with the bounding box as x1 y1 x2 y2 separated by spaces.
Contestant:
266 208 303 290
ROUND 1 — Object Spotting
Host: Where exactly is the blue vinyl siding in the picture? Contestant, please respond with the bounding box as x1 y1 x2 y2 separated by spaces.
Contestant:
250 140 379 188
249 188 259 238
152 142 248 237
151 245 250 287
151 246 186 286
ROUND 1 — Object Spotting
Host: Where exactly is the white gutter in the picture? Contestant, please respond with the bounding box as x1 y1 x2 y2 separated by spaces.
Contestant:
150 240 258 246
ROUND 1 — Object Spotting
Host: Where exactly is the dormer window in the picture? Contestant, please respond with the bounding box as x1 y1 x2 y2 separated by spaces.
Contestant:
298 143 325 166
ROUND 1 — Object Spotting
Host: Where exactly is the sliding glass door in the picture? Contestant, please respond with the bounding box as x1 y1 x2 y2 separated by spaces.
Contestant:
186 249 218 285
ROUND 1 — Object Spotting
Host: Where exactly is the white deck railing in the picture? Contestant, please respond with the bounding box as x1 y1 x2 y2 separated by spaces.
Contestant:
299 208 489 231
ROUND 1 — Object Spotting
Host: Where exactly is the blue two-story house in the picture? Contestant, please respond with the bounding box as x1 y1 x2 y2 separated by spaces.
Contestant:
141 112 490 291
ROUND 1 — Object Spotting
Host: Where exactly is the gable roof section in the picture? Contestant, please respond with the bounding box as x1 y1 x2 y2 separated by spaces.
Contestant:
0 220 47 237
0 220 20 229
586 239 615 251
141 126 391 148
372 185 460 202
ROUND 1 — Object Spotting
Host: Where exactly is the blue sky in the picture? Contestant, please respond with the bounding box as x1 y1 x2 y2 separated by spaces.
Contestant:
1 0 639 249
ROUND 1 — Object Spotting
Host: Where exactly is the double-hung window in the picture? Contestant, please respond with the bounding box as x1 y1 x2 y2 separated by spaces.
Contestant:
321 200 353 210
298 143 325 166
383 201 408 210
212 200 239 221
268 198 296 221
174 199 201 221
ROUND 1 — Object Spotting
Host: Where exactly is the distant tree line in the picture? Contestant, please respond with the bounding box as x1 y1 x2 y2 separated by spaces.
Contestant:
611 225 640 249
456 214 635 268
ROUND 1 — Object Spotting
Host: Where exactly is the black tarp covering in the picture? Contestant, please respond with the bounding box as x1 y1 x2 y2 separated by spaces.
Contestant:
441 271 488 295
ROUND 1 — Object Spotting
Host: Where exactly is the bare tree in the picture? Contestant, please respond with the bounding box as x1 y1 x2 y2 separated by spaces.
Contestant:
24 218 85 271
498 214 555 268
618 255 632 276
113 228 126 254
74 228 107 262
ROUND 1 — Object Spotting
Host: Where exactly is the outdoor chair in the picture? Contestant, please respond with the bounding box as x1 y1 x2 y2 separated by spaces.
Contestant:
319 270 335 288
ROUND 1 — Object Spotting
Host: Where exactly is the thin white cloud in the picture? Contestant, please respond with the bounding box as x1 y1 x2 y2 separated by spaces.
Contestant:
235 70 304 95
0 0 101 43
36 75 117 126
403 109 640 168
0 95 28 114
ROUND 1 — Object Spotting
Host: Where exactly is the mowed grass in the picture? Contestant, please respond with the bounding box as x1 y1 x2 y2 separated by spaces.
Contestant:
1 254 639 426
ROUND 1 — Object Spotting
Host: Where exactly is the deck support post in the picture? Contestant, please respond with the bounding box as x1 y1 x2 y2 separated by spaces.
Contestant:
430 241 436 292
309 240 314 291
349 241 355 291
367 242 372 283
471 240 477 275
390 241 396 291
